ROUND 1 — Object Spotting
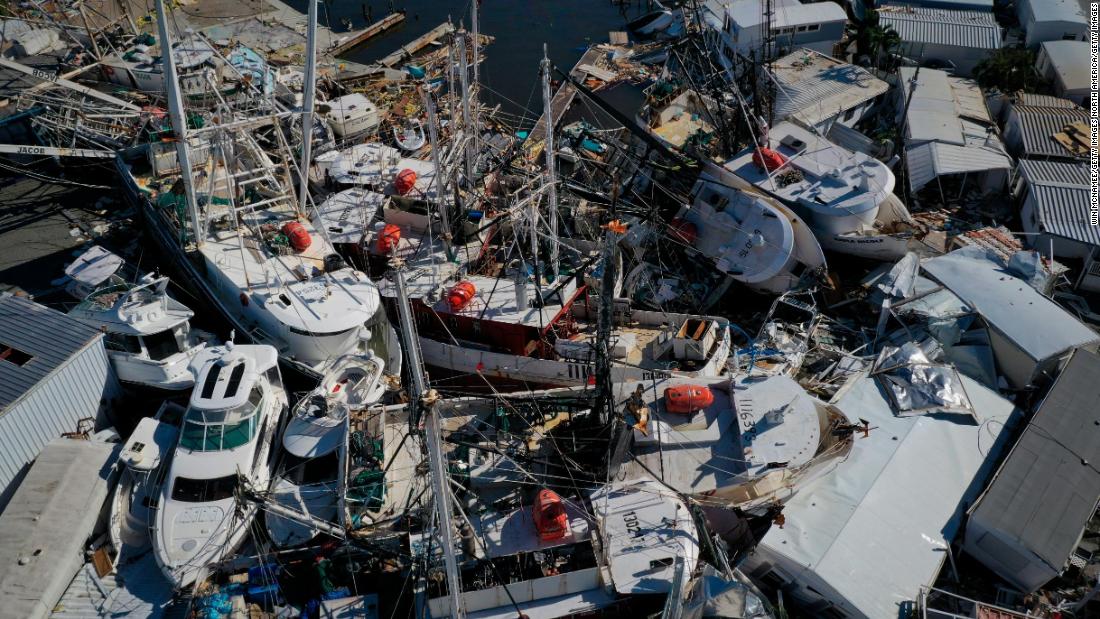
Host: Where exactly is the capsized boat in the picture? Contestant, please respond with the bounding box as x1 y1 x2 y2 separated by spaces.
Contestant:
152 343 288 588
265 353 386 547
319 93 382 139
68 273 214 391
725 121 929 260
677 165 827 294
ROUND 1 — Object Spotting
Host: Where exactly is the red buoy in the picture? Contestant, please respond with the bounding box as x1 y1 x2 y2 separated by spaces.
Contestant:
752 147 788 172
668 218 697 245
282 221 312 252
374 223 402 255
394 168 417 195
533 489 569 541
446 281 477 311
664 385 715 414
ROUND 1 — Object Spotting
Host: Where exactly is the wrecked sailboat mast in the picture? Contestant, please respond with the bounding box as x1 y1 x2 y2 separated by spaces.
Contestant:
297 0 319 213
542 43 560 275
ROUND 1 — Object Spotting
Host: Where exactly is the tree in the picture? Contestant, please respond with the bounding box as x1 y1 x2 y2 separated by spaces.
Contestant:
867 23 901 70
973 47 1040 94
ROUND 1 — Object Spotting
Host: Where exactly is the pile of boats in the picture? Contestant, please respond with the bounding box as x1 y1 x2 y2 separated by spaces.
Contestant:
5 0 1098 617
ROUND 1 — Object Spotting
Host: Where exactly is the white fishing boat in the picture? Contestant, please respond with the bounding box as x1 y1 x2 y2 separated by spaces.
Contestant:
619 374 856 515
320 93 382 139
107 401 184 570
725 121 926 260
265 354 385 547
677 165 828 294
152 343 288 588
314 142 403 188
393 118 426 152
68 273 213 391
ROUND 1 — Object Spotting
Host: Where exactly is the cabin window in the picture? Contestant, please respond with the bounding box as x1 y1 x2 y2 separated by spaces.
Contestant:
224 363 247 399
106 333 143 355
1062 33 1078 40
843 107 857 122
179 390 262 451
0 343 32 367
143 329 182 361
171 474 238 502
265 367 283 390
807 24 820 32
289 325 358 337
797 25 808 32
760 569 789 590
281 451 340 485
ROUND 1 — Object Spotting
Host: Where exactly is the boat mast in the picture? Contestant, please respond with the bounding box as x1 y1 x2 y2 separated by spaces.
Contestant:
297 0 319 214
420 85 453 258
469 1 480 151
153 0 202 248
457 33 474 185
390 260 465 619
541 44 559 277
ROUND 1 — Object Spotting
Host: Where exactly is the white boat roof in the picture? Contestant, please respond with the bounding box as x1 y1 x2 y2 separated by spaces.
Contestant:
324 93 378 122
64 245 124 287
69 275 194 336
188 343 277 411
681 180 796 284
316 142 402 187
753 372 1018 619
730 374 829 477
724 121 892 216
171 35 216 69
314 188 386 245
471 499 591 559
590 478 700 595
284 394 348 458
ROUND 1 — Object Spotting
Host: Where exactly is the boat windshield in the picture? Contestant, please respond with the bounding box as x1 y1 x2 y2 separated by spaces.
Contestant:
179 386 264 451
171 474 238 502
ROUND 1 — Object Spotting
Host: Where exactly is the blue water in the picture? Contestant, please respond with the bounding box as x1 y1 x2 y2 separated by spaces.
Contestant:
284 0 650 120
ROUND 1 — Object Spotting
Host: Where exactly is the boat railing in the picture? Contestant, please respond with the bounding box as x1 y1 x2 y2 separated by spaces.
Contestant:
919 586 1036 619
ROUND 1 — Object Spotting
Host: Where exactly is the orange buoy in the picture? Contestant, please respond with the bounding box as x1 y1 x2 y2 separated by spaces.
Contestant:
752 147 787 172
532 489 569 541
446 281 477 311
668 218 697 245
664 385 715 414
374 223 402 255
394 168 417 195
282 221 312 252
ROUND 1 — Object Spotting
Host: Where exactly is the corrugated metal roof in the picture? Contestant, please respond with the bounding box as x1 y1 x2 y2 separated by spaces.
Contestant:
878 5 1002 49
772 50 890 127
968 349 1100 589
900 67 995 142
1015 92 1080 108
0 294 102 412
1033 185 1100 245
907 140 1012 190
52 553 178 618
1010 104 1090 158
1018 158 1090 187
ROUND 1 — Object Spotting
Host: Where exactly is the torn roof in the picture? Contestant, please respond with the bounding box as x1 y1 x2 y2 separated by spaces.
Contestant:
756 372 1018 618
922 248 1100 363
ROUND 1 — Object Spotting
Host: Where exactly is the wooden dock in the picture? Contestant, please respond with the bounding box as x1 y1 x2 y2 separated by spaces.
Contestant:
328 11 406 57
379 22 454 68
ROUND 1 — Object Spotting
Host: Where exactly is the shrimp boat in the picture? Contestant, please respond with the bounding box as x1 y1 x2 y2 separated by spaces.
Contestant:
724 121 927 260
265 354 386 547
393 118 426 152
68 273 214 391
370 201 733 390
117 1 401 377
152 343 288 588
618 374 856 515
677 165 828 293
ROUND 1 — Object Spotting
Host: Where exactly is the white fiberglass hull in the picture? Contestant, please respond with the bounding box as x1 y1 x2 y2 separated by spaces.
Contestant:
110 348 204 391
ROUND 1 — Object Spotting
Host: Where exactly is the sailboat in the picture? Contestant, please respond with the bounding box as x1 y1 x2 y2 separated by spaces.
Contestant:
68 272 214 391
152 342 288 588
